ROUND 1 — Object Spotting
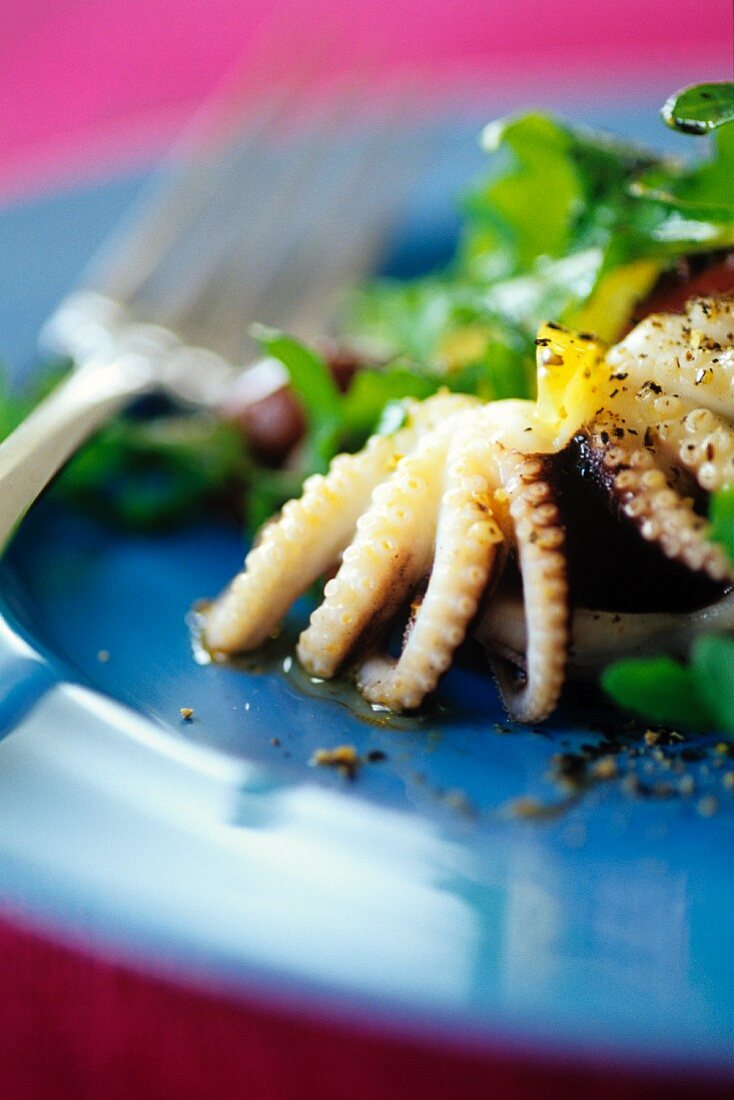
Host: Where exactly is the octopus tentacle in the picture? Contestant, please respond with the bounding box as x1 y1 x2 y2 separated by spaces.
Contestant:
476 588 734 680
205 434 402 653
296 427 452 679
357 435 504 710
585 417 732 583
205 391 478 654
656 404 734 493
487 454 568 723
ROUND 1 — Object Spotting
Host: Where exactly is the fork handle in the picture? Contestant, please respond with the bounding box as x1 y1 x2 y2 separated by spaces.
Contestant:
0 357 151 551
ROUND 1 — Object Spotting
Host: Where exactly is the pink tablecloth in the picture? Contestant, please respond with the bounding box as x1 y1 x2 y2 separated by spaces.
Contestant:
1 2 733 1095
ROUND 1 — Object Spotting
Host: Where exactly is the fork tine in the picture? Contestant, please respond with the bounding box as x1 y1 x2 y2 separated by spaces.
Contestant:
45 3 464 394
193 85 444 358
172 81 388 354
77 2 347 313
237 86 433 329
155 78 375 339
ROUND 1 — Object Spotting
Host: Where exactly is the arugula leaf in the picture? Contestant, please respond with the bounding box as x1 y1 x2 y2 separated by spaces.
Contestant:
662 82 734 135
692 634 734 735
250 325 342 472
339 365 436 440
246 467 306 532
709 484 734 562
57 414 249 529
600 656 715 731
353 89 734 398
473 114 583 274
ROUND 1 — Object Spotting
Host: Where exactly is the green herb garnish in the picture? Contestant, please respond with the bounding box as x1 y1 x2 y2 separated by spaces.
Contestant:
662 82 734 135
350 95 734 400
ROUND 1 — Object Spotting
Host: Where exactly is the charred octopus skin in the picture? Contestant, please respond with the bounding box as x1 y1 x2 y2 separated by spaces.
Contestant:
204 295 734 724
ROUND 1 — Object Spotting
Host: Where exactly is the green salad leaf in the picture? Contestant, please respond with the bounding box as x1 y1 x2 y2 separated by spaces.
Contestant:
57 413 249 529
350 96 734 398
709 483 734 556
600 657 715 731
662 82 734 135
602 635 734 739
250 324 343 472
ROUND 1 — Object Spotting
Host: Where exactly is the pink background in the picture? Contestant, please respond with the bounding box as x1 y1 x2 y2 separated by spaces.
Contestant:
2 0 733 201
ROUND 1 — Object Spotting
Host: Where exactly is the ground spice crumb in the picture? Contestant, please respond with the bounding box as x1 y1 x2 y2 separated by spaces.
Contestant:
506 797 547 819
644 730 661 746
310 744 360 779
592 756 618 780
97 650 110 663
697 795 719 817
179 707 194 720
442 789 475 816
679 775 695 797
723 772 734 790
366 749 387 763
270 737 281 747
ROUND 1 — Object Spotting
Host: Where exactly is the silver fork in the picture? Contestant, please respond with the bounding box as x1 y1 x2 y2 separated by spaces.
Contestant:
0 28 440 550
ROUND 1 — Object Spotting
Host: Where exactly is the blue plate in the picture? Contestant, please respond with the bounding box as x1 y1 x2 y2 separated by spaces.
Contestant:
0 101 732 1075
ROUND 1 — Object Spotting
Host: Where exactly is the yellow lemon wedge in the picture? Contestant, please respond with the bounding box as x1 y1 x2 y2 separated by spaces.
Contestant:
534 322 607 448
569 258 663 342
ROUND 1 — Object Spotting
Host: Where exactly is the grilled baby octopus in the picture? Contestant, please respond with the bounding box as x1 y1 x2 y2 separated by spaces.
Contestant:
204 295 734 723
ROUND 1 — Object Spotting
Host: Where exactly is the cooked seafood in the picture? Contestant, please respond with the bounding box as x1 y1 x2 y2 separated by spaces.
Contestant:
204 296 734 722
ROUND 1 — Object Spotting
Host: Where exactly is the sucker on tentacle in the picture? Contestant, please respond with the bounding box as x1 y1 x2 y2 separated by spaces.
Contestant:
354 432 504 710
203 295 734 725
205 391 474 654
489 454 568 723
